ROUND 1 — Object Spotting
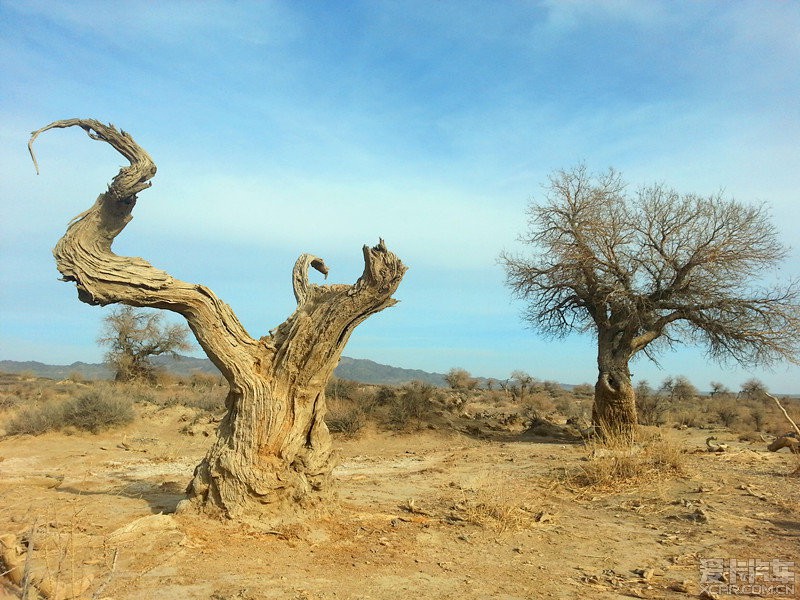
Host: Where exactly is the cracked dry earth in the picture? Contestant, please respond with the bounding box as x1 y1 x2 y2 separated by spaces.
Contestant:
0 404 798 599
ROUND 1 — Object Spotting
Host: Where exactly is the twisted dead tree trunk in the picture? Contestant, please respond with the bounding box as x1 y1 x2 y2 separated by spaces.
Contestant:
30 119 407 523
592 337 636 440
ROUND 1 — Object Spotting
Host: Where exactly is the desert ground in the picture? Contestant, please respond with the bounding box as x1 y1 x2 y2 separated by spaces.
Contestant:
0 373 798 599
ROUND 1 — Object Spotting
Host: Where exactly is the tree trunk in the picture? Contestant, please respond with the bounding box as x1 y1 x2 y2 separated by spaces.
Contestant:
30 119 407 524
593 336 637 440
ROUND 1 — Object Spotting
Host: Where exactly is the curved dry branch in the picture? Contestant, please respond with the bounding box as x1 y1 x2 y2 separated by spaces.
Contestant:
30 119 259 381
292 253 329 305
766 392 800 437
30 119 156 197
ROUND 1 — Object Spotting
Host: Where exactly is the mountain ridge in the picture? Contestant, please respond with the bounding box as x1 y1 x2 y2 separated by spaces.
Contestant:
0 355 448 387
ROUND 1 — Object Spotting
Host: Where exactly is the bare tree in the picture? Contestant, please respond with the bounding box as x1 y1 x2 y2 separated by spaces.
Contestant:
634 380 667 426
98 305 192 382
500 165 800 438
30 119 407 523
444 367 478 391
509 369 535 400
671 376 699 402
709 381 731 398
740 377 769 408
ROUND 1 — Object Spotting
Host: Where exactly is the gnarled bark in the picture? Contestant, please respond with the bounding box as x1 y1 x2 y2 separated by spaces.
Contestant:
592 331 637 440
30 119 407 523
592 366 637 440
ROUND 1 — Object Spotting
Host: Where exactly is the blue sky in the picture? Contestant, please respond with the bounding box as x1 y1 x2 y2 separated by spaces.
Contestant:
1 1 799 392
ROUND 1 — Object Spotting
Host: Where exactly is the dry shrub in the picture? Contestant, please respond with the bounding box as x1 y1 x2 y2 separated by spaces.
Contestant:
124 380 225 412
522 393 556 419
562 431 685 491
670 407 706 428
182 390 226 412
0 392 19 410
712 400 739 428
146 370 173 386
553 395 579 419
386 381 438 430
5 402 65 436
5 388 134 436
61 390 135 433
635 384 669 426
324 384 382 436
326 377 360 401
188 372 224 389
326 400 366 436
445 475 545 533
747 407 766 431
67 370 85 383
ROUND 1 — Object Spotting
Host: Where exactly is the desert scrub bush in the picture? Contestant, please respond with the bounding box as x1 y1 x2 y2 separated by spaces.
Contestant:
188 393 226 412
386 381 438 429
326 400 366 436
713 402 739 428
670 407 706 428
373 385 397 405
447 476 544 532
188 372 225 389
444 367 478 391
5 390 134 436
0 393 19 410
635 381 668 426
553 395 577 418
66 370 85 383
747 407 767 431
326 376 359 401
522 393 556 417
560 432 685 491
572 383 594 398
60 390 135 433
5 402 65 435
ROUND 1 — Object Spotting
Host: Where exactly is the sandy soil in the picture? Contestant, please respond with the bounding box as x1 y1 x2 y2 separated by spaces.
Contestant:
0 403 798 599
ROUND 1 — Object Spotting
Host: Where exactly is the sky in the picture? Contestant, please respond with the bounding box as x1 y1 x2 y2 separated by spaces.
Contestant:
1 1 799 393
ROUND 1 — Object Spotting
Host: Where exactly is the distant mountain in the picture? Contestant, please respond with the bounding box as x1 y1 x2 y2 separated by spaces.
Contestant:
335 356 447 387
0 355 448 387
0 360 112 380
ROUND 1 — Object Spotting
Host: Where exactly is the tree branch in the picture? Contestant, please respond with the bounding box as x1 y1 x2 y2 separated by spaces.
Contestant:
30 119 260 381
292 254 329 305
766 392 800 437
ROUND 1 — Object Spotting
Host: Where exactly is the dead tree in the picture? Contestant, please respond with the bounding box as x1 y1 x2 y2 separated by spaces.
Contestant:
30 119 407 523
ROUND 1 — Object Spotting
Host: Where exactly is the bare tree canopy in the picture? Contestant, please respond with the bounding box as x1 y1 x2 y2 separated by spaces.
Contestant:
31 119 407 523
500 165 800 437
98 305 192 382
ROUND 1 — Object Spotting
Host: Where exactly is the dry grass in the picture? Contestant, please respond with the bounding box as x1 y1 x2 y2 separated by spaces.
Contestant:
556 430 686 493
4 387 134 436
436 474 548 533
326 400 367 436
0 508 110 600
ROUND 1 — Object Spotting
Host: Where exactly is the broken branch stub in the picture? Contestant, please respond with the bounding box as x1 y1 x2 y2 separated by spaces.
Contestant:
31 119 407 523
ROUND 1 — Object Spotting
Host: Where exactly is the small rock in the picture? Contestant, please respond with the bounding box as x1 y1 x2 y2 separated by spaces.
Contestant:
690 508 709 523
668 580 690 593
